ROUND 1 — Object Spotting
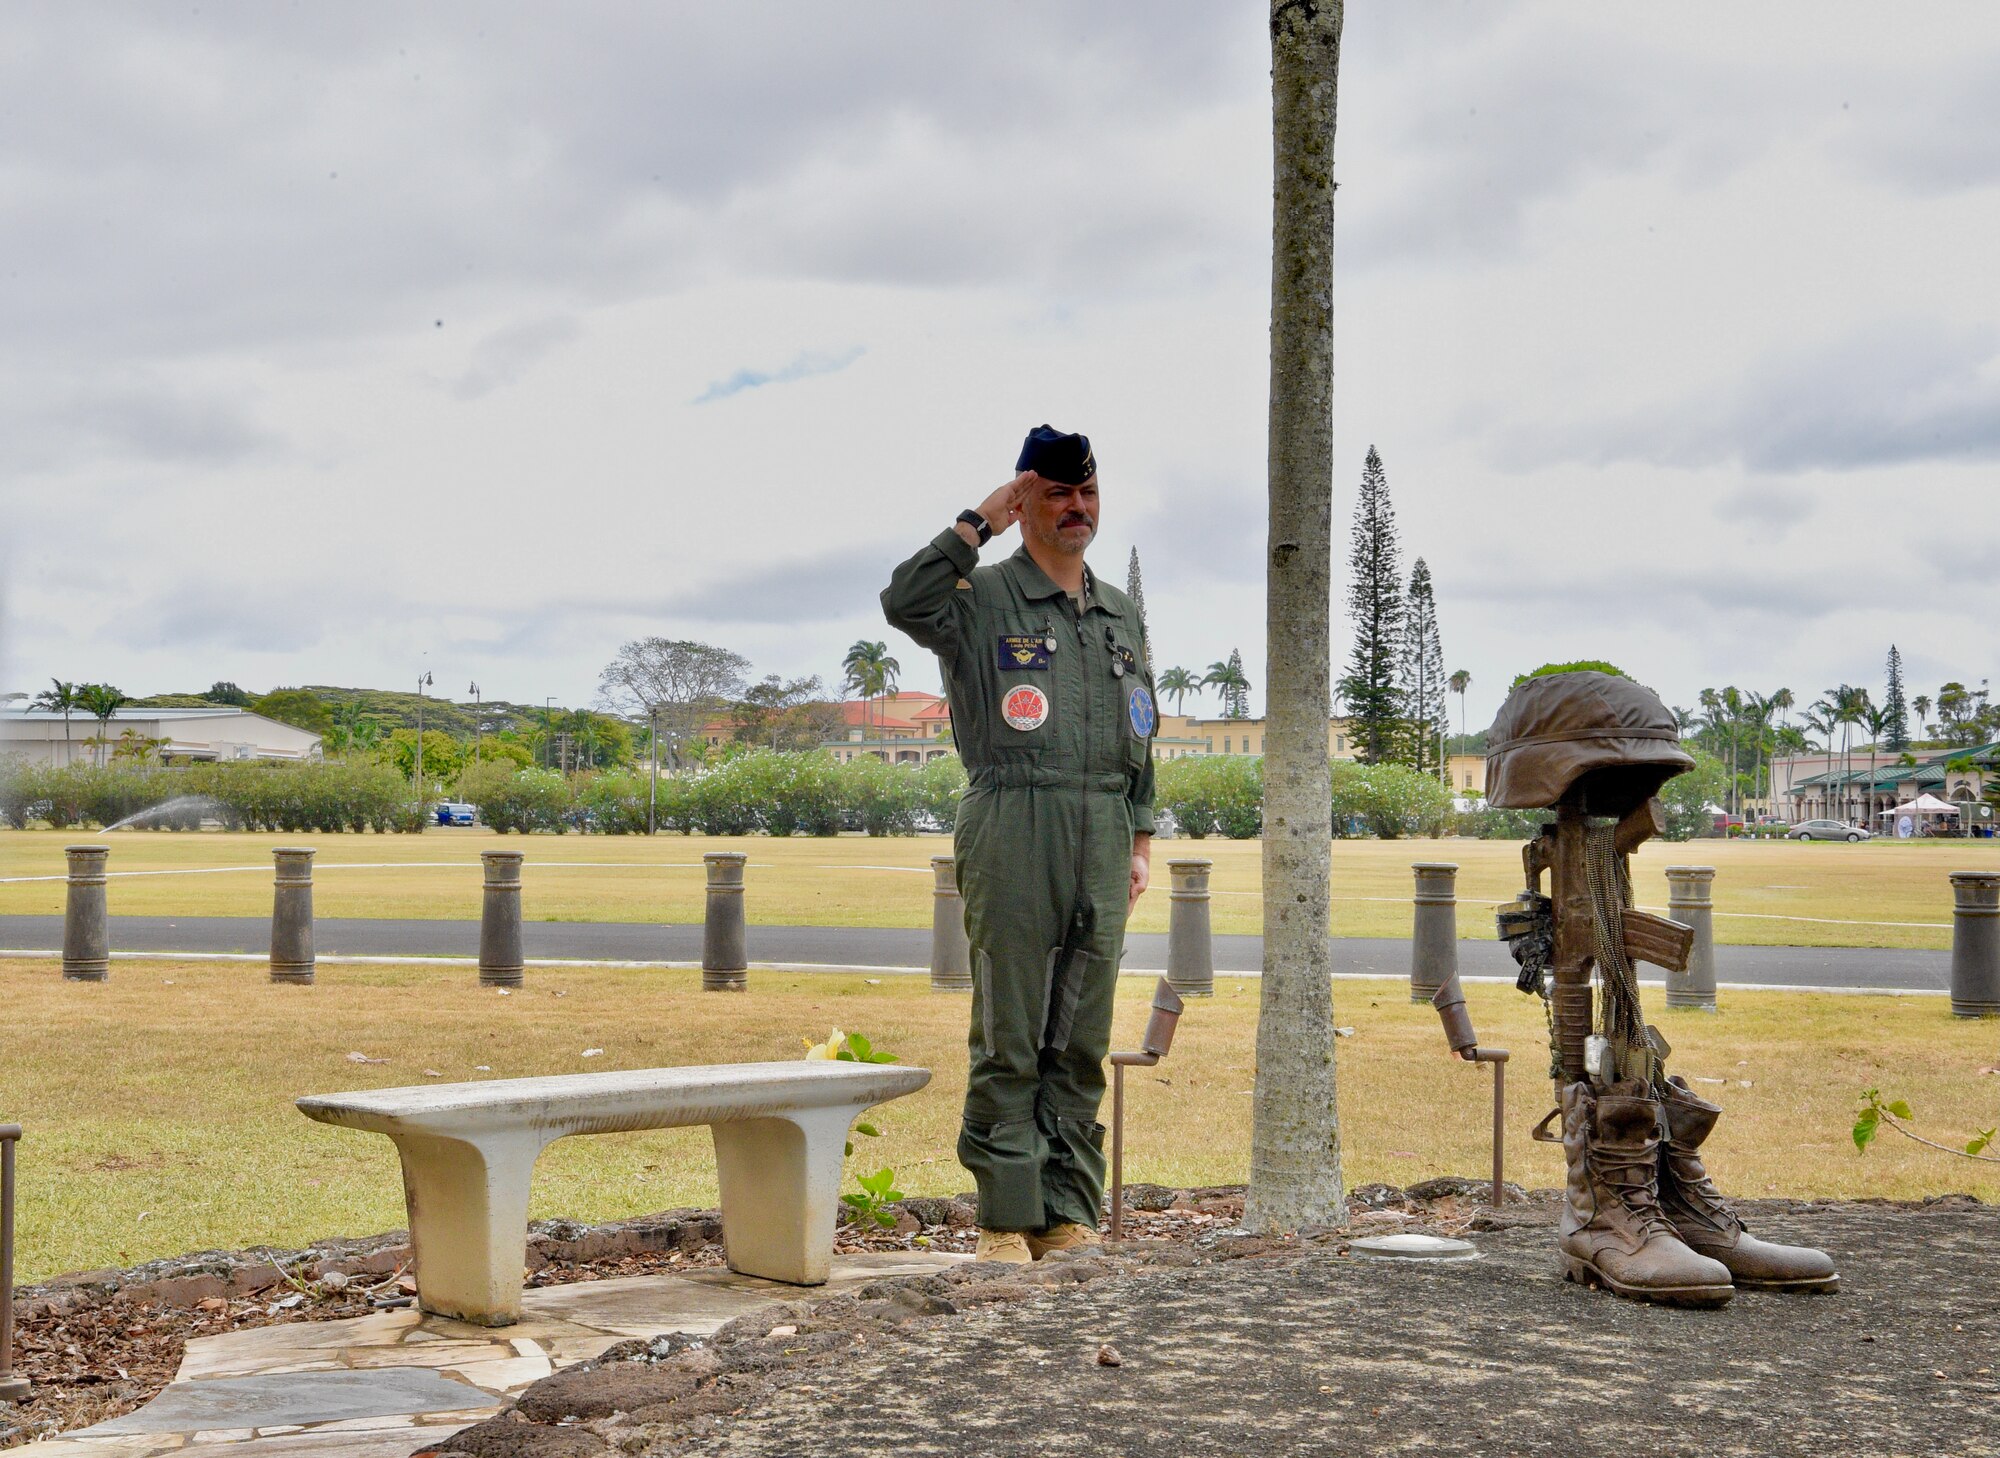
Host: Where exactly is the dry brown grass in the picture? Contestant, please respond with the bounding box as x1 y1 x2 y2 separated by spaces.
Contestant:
2 956 1993 1283
3 828 1995 948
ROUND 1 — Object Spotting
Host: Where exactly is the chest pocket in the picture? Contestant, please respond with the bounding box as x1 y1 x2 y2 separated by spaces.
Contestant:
989 615 1060 750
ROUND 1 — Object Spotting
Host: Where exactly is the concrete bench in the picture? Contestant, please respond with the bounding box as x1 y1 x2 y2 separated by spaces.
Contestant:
297 1060 930 1326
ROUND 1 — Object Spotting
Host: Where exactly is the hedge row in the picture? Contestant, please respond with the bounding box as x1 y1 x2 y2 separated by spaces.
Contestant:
458 753 970 836
1154 756 1458 840
0 759 416 833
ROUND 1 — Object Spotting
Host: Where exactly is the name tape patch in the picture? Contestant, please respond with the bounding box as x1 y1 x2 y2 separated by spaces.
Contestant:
1003 685 1050 731
997 634 1051 670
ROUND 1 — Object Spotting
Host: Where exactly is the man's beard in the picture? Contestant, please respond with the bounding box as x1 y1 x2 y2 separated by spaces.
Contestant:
1033 517 1095 556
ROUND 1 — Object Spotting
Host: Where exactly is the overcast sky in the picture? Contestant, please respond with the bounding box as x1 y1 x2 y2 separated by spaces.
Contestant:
3 1 1995 732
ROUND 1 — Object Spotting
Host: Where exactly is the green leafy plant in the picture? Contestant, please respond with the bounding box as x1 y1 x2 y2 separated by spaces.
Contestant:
841 1167 907 1228
800 1030 905 1222
1853 1088 1997 1160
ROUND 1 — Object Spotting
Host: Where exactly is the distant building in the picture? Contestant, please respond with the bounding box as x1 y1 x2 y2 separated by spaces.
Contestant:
0 706 322 765
1772 743 1997 830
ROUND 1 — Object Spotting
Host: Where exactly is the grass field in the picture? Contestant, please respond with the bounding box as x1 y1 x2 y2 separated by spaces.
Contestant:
3 828 1996 949
4 956 1995 1282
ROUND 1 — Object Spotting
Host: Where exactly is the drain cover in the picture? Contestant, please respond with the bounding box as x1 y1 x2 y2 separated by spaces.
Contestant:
1350 1233 1479 1262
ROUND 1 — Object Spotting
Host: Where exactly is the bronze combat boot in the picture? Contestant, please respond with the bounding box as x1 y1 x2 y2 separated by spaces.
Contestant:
1658 1076 1840 1293
1558 1079 1735 1308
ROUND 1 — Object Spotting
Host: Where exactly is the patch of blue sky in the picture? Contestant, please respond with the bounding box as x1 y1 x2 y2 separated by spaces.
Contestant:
692 345 865 404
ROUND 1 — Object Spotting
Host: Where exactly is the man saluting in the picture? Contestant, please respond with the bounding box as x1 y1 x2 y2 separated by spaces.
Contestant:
882 425 1158 1263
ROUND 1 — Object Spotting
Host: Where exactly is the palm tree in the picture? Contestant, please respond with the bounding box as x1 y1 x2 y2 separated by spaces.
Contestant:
76 683 128 768
1447 669 1471 762
842 641 901 740
1815 685 1871 825
1862 703 1893 830
1247 0 1345 1235
1157 666 1200 716
1203 658 1251 720
1913 694 1932 741
29 678 82 765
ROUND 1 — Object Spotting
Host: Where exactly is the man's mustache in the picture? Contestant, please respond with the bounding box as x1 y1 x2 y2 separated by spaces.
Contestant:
1060 513 1091 528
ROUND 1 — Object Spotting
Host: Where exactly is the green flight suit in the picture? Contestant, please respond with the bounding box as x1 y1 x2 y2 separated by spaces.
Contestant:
883 528 1157 1231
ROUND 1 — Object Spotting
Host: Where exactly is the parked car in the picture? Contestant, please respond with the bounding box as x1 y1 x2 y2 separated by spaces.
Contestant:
435 801 477 827
1786 818 1870 842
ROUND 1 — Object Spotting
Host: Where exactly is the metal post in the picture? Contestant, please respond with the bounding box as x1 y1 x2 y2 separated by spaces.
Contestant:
1664 865 1719 1010
928 856 972 991
269 846 317 985
1165 858 1214 998
647 706 659 836
1949 871 2000 1018
478 851 525 987
1 1125 26 1400
1106 979 1185 1240
1109 1062 1128 1240
61 844 110 982
702 851 749 991
1409 861 1459 1005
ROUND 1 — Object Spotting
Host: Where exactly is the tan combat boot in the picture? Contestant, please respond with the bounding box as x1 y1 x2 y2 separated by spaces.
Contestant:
1027 1222 1102 1259
1558 1079 1734 1308
974 1229 1034 1264
1658 1075 1839 1293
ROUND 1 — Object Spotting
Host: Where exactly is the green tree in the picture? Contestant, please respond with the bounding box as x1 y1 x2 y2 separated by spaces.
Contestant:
1402 559 1445 774
1338 445 1404 764
1882 646 1910 752
1156 666 1200 715
1447 669 1471 761
596 638 750 772
325 701 382 758
253 688 332 736
1203 650 1252 719
1126 546 1150 644
841 641 901 738
733 675 844 752
1913 693 1933 741
76 683 129 768
28 679 82 766
384 728 465 787
1658 750 1731 841
205 681 252 706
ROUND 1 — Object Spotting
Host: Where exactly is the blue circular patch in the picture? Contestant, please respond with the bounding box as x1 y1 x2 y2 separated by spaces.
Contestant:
1127 684 1157 738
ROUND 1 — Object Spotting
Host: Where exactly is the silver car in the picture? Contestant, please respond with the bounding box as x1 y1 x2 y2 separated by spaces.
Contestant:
1786 818 1871 842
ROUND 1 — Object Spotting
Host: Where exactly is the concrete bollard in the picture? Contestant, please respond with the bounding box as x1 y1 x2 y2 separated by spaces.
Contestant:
478 851 525 988
702 851 749 992
1664 865 1719 1011
1409 862 1459 1005
1166 858 1215 998
1948 871 2000 1018
928 856 972 992
61 845 110 982
269 847 317 985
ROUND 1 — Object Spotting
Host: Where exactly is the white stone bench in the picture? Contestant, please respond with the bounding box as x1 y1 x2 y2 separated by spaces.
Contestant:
296 1060 930 1326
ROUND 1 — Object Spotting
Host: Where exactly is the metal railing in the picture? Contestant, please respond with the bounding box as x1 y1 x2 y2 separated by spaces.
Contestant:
1 1123 26 1400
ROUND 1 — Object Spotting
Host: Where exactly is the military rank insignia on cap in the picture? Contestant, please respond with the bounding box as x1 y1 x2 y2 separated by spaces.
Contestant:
1015 424 1095 485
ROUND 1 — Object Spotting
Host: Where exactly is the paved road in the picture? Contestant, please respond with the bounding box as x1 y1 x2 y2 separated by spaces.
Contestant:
0 915 1953 992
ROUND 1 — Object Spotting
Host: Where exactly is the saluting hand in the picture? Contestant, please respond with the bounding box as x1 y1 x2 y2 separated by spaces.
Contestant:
974 471 1036 540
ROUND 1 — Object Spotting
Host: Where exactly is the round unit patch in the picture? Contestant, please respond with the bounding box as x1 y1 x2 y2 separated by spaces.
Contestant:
1127 684 1157 738
1003 685 1049 731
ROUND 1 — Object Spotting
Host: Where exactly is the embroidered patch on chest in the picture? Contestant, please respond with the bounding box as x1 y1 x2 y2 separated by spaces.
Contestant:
1127 684 1157 738
997 635 1051 670
1002 684 1050 731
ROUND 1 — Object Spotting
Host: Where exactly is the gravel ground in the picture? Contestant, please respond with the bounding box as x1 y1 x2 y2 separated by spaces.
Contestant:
423 1191 1999 1458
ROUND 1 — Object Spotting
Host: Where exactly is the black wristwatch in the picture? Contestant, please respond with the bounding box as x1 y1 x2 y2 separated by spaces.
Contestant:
956 509 992 545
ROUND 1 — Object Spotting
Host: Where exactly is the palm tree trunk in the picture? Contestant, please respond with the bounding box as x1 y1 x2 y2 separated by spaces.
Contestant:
1246 0 1345 1234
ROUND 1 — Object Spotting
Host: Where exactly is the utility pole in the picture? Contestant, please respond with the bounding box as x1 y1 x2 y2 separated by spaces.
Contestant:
470 682 482 766
415 670 433 815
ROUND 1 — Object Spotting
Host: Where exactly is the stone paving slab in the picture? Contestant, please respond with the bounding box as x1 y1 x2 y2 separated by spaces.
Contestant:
51 1252 961 1458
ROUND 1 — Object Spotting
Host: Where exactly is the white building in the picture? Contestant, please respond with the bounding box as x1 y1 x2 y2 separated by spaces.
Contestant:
0 706 322 765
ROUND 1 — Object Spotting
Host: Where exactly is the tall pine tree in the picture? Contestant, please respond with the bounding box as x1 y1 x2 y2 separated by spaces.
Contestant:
1883 645 1910 752
1403 558 1445 773
1339 445 1404 764
1126 546 1150 645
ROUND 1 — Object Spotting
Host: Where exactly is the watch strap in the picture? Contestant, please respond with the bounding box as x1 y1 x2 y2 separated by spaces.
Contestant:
956 509 992 545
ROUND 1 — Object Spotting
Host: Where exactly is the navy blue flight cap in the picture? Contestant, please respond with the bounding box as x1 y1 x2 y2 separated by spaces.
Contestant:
1015 424 1095 485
